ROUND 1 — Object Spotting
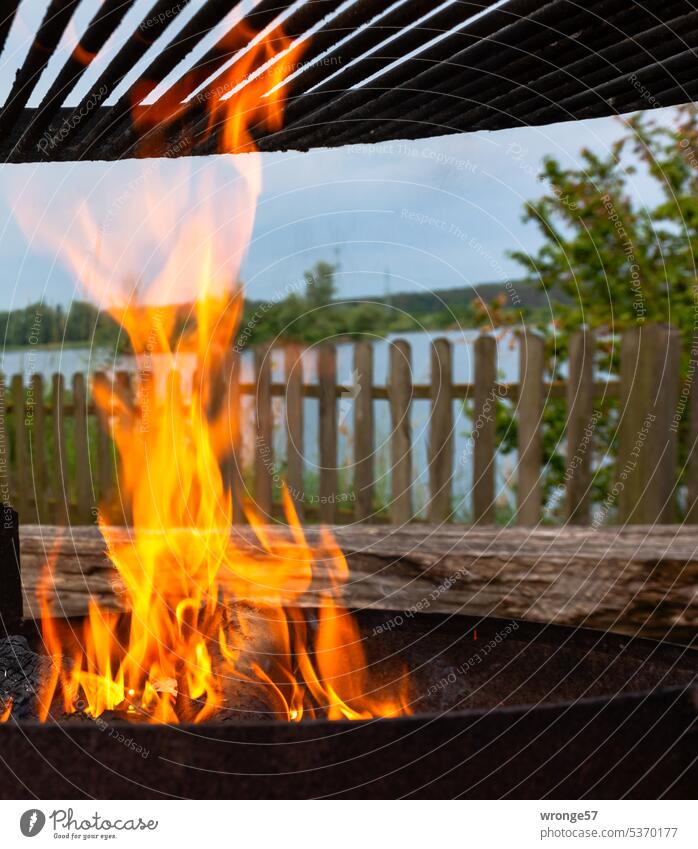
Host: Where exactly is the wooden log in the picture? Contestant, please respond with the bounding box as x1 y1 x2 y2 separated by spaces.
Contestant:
72 373 92 524
285 345 304 520
472 335 496 525
565 329 595 524
388 340 412 524
517 329 544 525
353 341 374 521
254 345 273 519
10 376 28 521
318 344 338 523
18 523 698 642
29 374 47 524
428 337 453 523
51 374 69 525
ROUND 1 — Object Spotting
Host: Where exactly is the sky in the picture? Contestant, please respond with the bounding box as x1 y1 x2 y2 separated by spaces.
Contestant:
0 0 680 310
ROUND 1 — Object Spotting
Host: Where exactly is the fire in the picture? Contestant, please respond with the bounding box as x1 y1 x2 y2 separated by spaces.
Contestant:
0 698 12 722
8 22 410 724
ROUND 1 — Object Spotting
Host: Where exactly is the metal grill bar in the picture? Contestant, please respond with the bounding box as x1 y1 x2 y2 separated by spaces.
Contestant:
21 0 138 151
189 0 343 106
279 1 495 134
360 0 686 145
100 0 333 161
436 0 697 137
327 0 609 146
186 0 349 156
150 0 300 117
260 0 544 151
48 0 193 152
76 0 251 158
0 0 80 144
0 2 20 61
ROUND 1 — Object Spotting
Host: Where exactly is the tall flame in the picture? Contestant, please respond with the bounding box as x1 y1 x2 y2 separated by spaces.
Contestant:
8 22 409 724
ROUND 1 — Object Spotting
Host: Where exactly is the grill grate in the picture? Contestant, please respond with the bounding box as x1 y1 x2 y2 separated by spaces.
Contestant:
0 0 697 163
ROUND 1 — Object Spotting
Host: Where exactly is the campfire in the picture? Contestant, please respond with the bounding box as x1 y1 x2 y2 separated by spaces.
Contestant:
1 24 410 726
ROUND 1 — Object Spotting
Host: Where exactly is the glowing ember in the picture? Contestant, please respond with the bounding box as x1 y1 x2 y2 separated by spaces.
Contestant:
7 23 410 724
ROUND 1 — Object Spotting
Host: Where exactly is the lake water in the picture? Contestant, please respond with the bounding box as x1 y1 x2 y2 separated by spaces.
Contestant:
0 329 521 383
1 330 522 519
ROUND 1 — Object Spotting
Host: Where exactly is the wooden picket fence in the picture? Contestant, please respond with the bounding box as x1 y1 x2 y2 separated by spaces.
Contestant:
0 323 692 526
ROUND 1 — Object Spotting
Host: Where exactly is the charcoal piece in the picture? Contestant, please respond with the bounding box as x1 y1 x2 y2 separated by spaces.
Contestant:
0 636 57 720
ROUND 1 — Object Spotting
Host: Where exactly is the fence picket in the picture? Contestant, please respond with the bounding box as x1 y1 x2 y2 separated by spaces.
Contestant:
220 349 243 524
651 325 680 523
617 327 644 523
688 338 698 523
618 325 680 524
318 344 338 523
254 345 273 519
428 338 453 523
52 373 68 525
388 340 412 524
285 345 304 520
10 375 28 521
353 341 374 521
517 330 544 526
30 373 47 523
472 335 496 525
93 371 112 520
115 371 132 526
565 329 595 524
72 373 92 524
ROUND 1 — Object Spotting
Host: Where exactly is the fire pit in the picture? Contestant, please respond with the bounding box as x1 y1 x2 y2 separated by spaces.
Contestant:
1 606 697 798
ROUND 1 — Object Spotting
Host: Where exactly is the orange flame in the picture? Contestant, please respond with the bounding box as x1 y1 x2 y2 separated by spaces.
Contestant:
5 22 410 725
0 698 12 723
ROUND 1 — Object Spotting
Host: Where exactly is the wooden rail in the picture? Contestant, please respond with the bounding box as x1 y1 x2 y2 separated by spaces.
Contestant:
0 324 692 527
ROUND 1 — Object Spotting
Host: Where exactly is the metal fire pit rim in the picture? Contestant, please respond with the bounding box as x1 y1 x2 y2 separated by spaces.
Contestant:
2 687 697 799
4 684 697 741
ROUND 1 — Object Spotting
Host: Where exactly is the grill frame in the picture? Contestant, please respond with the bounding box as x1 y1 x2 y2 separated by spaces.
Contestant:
1 0 697 163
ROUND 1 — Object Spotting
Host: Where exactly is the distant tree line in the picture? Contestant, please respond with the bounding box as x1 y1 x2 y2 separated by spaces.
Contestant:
238 261 542 346
0 301 124 349
1 263 541 350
